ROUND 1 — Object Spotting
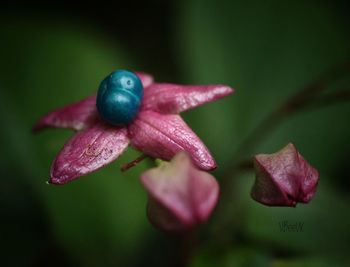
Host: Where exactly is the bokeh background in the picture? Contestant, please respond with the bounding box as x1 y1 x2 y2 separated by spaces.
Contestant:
1 0 350 266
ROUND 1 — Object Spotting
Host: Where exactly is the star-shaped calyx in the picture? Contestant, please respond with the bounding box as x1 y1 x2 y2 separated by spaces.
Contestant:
34 70 234 184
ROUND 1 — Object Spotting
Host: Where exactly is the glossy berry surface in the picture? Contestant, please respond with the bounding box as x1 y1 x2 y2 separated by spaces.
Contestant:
96 70 143 126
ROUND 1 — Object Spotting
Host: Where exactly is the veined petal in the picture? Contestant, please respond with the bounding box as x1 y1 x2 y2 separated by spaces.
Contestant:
135 72 154 88
141 152 219 231
142 83 234 114
128 110 216 170
33 96 98 132
50 123 129 184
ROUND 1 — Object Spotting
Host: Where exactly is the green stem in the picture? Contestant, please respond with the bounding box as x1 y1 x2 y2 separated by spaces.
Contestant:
222 60 350 181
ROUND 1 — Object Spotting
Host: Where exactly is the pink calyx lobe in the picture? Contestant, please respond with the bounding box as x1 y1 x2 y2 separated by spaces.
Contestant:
50 122 129 184
142 83 233 114
128 110 216 171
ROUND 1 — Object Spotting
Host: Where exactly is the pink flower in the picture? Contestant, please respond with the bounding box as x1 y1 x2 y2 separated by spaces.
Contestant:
141 152 219 231
251 143 320 207
34 72 234 184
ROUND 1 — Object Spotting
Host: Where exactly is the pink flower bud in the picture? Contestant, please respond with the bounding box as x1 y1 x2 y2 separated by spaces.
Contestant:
140 152 219 231
251 143 319 207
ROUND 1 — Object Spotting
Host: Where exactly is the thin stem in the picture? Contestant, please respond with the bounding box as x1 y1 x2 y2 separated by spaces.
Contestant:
228 89 350 174
120 154 148 172
310 90 350 109
222 61 350 180
178 229 197 267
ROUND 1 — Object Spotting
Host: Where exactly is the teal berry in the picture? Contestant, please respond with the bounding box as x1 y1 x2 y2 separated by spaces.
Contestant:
96 70 144 126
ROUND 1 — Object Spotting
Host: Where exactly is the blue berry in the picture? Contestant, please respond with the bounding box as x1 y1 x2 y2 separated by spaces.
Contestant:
96 70 143 126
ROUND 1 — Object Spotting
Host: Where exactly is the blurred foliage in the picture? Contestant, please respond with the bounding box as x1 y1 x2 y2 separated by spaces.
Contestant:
1 0 350 266
176 0 350 266
0 17 152 267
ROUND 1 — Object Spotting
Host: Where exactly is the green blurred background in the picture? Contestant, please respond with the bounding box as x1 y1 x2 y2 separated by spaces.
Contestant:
1 1 350 266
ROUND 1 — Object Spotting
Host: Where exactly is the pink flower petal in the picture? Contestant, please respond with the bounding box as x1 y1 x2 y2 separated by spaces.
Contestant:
141 152 219 231
135 72 154 88
251 143 320 207
128 110 216 170
50 123 129 184
33 96 98 132
141 83 234 114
